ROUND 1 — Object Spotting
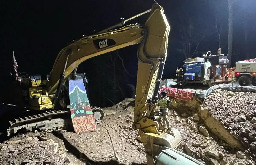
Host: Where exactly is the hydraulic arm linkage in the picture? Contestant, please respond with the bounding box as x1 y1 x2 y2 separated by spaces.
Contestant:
132 4 204 165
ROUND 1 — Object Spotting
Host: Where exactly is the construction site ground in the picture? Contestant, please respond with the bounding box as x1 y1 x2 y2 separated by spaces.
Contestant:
0 87 256 165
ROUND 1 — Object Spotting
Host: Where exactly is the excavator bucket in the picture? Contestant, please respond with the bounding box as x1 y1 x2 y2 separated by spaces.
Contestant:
140 129 182 150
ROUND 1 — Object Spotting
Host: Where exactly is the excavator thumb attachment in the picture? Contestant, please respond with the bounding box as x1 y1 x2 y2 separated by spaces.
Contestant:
139 131 204 165
139 130 204 165
139 128 182 150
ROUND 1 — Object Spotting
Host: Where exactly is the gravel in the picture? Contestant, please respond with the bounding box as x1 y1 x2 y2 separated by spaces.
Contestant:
0 132 70 165
203 88 256 160
0 92 255 165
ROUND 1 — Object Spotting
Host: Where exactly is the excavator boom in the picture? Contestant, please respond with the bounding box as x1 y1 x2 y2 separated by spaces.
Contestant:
47 24 143 94
134 3 170 133
47 4 171 136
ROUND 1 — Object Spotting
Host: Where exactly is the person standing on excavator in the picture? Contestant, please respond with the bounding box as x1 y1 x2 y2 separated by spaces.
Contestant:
157 86 170 132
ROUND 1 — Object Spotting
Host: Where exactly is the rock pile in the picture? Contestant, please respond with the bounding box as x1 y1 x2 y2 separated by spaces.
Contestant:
0 133 70 165
203 88 256 159
167 109 255 165
1 95 256 165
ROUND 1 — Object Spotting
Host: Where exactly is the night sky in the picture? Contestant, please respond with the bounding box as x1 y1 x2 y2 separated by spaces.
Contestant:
1 0 256 105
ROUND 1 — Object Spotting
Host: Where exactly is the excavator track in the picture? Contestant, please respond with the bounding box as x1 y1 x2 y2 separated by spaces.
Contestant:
5 108 72 137
2 105 104 138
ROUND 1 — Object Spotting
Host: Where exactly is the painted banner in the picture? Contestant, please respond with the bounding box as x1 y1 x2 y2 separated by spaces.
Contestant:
159 87 193 100
69 79 96 133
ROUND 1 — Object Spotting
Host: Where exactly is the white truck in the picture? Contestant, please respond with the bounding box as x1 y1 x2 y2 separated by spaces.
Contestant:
235 59 256 86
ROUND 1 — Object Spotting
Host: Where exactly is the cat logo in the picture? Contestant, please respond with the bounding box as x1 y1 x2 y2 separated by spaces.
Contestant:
93 38 116 49
99 39 108 49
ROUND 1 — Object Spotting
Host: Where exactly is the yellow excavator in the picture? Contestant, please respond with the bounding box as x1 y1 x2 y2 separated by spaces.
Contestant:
1 3 204 165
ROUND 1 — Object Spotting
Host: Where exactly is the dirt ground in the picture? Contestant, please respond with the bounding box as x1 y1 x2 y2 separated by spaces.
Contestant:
0 91 256 165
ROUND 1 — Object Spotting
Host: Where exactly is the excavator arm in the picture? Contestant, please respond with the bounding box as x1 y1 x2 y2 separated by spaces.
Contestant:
134 3 170 134
47 3 169 134
44 1 178 154
47 2 174 138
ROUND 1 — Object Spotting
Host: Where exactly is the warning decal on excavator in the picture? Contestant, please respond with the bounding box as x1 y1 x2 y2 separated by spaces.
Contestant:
93 38 116 49
69 79 96 133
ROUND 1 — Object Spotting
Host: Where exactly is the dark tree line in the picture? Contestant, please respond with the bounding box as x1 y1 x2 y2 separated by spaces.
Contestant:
74 0 256 107
1 0 256 107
